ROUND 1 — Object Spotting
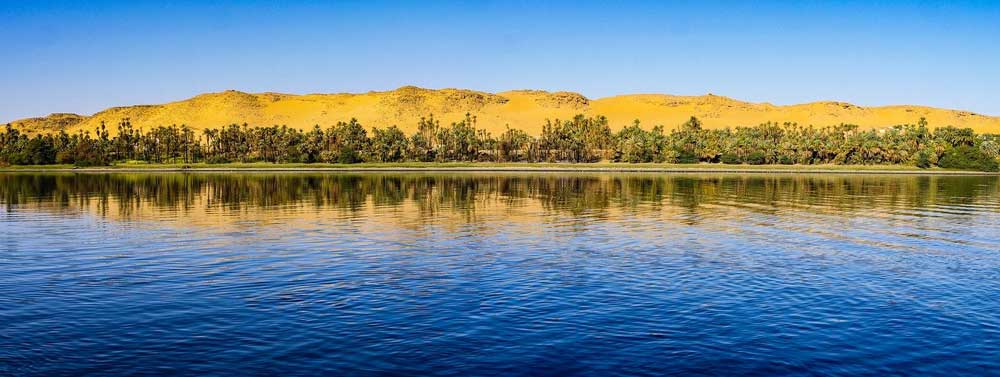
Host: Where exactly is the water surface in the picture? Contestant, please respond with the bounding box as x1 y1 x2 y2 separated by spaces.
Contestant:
2 173 999 376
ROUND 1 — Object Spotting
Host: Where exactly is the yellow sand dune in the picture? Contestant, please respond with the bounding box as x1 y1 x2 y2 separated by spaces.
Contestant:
10 86 1000 136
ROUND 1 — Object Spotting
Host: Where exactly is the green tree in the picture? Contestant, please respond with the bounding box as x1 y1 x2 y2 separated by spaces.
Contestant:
369 126 409 162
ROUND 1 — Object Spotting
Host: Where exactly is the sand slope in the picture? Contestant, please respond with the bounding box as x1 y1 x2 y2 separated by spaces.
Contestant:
10 86 1000 135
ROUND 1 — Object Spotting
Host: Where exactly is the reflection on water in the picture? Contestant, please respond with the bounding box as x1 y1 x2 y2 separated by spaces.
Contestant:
1 173 999 376
4 172 998 221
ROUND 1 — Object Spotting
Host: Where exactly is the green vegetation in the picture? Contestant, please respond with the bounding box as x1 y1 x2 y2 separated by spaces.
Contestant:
3 114 998 172
0 161 956 172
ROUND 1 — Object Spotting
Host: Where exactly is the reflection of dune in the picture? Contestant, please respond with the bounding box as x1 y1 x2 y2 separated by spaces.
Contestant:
11 87 1000 136
2 173 997 239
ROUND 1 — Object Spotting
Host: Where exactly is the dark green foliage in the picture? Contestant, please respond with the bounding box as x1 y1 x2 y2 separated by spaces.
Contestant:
4 136 56 165
407 115 439 162
3 116 999 172
334 119 369 156
368 126 408 162
671 117 704 162
746 151 766 165
938 145 999 172
720 153 741 165
915 150 932 169
497 126 531 162
434 113 482 161
539 115 613 162
933 126 976 148
614 121 654 163
65 137 110 167
675 150 699 164
336 147 361 164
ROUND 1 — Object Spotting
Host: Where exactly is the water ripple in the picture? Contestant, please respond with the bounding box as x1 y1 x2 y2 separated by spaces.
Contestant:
1 173 999 376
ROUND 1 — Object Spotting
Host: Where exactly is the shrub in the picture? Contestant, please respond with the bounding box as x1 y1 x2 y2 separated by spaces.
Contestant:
56 150 75 164
53 141 109 167
73 153 109 167
937 145 999 172
746 151 766 165
914 150 932 169
337 147 362 164
720 154 741 164
654 149 677 163
319 150 339 163
675 149 699 164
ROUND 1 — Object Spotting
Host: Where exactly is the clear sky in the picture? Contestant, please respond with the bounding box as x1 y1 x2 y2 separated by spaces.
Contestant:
2 0 999 121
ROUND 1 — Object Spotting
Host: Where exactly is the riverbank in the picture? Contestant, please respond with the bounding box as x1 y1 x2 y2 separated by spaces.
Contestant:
1 162 996 175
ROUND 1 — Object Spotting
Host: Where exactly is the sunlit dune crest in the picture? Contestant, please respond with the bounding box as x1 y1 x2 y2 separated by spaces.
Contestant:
10 86 1000 135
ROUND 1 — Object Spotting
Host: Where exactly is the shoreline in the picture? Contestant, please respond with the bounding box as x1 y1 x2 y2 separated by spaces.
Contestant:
1 163 996 175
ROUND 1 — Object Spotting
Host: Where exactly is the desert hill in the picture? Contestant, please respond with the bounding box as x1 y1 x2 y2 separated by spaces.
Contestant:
9 86 1000 136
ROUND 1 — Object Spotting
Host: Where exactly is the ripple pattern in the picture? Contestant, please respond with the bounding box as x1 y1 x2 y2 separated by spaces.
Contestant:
1 173 998 376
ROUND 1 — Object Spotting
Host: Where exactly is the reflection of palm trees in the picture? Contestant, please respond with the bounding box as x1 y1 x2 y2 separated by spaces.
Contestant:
1 174 996 224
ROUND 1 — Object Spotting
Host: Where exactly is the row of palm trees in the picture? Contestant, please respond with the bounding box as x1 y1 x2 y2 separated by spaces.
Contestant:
2 114 998 170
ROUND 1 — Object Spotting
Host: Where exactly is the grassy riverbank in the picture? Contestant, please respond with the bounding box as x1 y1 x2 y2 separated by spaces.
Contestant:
1 162 996 174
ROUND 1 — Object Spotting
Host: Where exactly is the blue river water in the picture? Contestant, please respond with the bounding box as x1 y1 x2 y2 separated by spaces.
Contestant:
1 173 998 376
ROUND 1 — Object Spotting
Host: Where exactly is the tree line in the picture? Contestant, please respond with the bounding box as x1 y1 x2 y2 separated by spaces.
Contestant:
2 114 998 171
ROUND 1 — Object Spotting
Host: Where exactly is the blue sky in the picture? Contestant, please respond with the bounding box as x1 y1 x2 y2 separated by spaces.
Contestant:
2 0 999 121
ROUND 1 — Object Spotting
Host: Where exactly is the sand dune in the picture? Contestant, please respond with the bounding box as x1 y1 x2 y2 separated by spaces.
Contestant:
10 86 1000 135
